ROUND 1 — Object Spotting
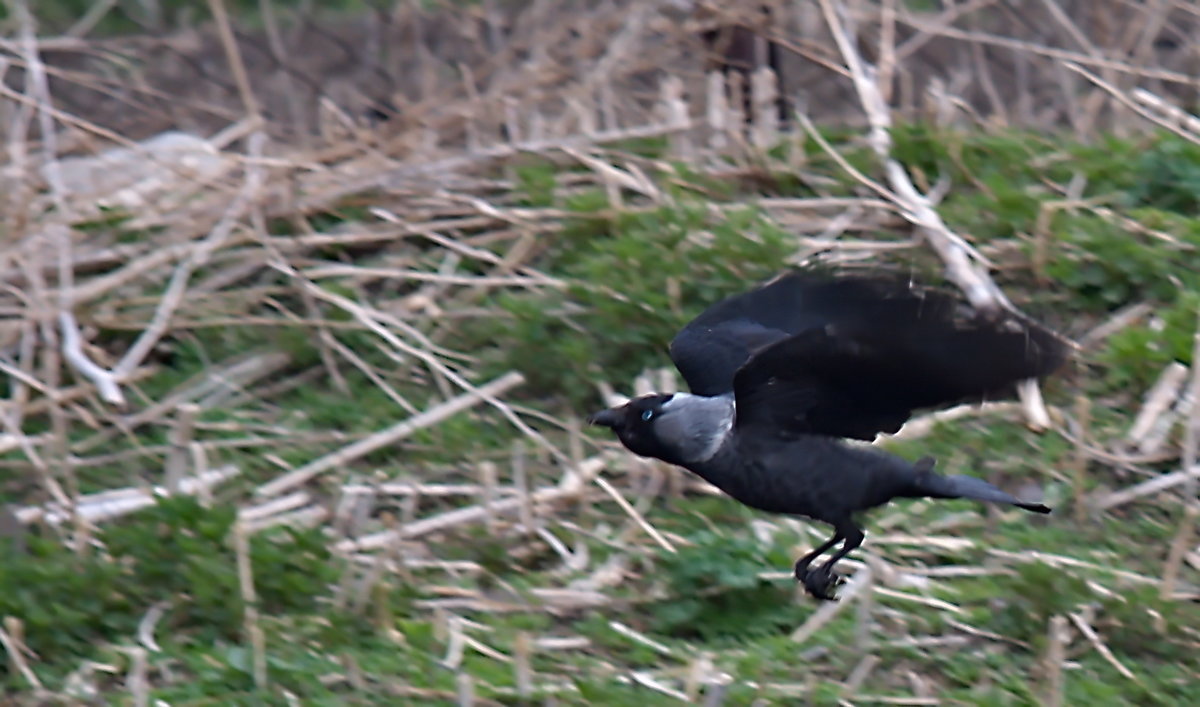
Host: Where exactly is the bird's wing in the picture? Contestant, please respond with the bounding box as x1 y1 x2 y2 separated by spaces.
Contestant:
669 271 910 396
730 278 1069 441
669 319 790 397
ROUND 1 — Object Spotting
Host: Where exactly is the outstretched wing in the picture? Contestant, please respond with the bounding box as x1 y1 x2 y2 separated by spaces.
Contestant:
729 276 1070 441
669 271 950 396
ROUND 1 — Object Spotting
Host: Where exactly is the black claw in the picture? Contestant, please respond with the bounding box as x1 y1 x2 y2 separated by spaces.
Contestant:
801 565 842 601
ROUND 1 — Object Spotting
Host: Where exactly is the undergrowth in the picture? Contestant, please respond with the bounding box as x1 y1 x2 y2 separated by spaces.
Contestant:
3 125 1199 704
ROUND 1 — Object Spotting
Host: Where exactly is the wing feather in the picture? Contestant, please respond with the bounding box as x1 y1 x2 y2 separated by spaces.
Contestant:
729 277 1070 441
669 271 911 396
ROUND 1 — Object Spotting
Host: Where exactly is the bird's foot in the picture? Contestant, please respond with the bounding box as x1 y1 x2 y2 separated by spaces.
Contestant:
800 565 844 601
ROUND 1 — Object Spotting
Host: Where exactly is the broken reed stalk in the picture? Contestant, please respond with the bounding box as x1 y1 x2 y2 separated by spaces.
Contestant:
855 556 877 651
59 310 124 406
442 615 466 669
136 601 168 653
1126 362 1189 447
166 403 200 494
1043 615 1069 707
456 672 475 707
1161 312 1200 598
513 631 533 698
513 441 535 531
125 645 149 707
233 521 267 690
478 461 498 533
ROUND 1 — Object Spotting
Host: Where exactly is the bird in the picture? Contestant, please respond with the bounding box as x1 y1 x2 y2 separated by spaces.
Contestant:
588 269 1068 600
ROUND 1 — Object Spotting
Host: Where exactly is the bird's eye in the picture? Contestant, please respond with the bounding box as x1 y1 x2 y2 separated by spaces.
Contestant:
641 409 654 421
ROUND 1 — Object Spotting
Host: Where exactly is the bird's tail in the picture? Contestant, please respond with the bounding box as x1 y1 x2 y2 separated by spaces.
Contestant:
908 457 1050 514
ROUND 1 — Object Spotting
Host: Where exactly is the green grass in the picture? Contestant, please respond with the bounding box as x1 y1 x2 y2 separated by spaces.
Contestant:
3 124 1200 704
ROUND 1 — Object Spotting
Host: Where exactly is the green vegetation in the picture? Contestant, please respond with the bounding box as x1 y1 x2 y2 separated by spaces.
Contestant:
2 1 381 35
3 123 1199 704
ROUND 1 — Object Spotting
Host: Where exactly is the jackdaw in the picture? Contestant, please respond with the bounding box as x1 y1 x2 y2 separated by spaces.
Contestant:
589 270 1067 600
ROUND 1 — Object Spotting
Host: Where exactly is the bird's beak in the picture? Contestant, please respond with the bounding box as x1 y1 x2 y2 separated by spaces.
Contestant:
587 406 624 428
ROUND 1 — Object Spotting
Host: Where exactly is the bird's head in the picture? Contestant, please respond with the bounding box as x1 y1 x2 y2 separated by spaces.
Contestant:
588 393 733 466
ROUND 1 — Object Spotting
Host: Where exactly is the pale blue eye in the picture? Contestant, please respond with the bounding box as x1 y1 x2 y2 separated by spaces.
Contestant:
641 409 654 421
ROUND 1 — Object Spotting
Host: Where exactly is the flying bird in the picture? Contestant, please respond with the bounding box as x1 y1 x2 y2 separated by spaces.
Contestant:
589 270 1067 600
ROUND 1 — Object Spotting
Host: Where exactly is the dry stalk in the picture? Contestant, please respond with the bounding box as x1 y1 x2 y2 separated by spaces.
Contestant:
1065 62 1200 144
478 461 499 533
817 0 1074 429
989 548 1162 587
1067 612 1139 682
1095 465 1200 512
278 269 568 467
233 521 268 690
57 310 123 405
609 620 676 657
15 464 241 526
456 672 475 707
0 617 41 690
165 403 200 494
1131 89 1200 138
11 0 66 215
1161 313 1200 596
257 371 524 498
1126 362 1189 447
335 456 605 553
124 645 149 707
206 0 261 123
513 631 533 698
135 601 169 654
1042 614 1069 707
627 671 689 701
512 441 535 532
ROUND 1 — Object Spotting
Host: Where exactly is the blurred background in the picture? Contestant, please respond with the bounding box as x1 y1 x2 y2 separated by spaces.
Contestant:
1 1 1198 704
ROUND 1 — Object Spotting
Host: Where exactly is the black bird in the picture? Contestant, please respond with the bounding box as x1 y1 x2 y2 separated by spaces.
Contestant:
588 270 1067 600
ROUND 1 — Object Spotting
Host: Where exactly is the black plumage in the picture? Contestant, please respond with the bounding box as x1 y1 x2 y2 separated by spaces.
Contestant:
589 270 1068 600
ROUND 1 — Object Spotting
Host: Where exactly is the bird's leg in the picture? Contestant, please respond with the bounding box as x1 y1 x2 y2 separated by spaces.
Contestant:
793 532 843 582
803 524 865 601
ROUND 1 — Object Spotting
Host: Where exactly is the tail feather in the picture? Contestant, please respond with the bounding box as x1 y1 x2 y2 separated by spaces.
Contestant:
910 458 1050 514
